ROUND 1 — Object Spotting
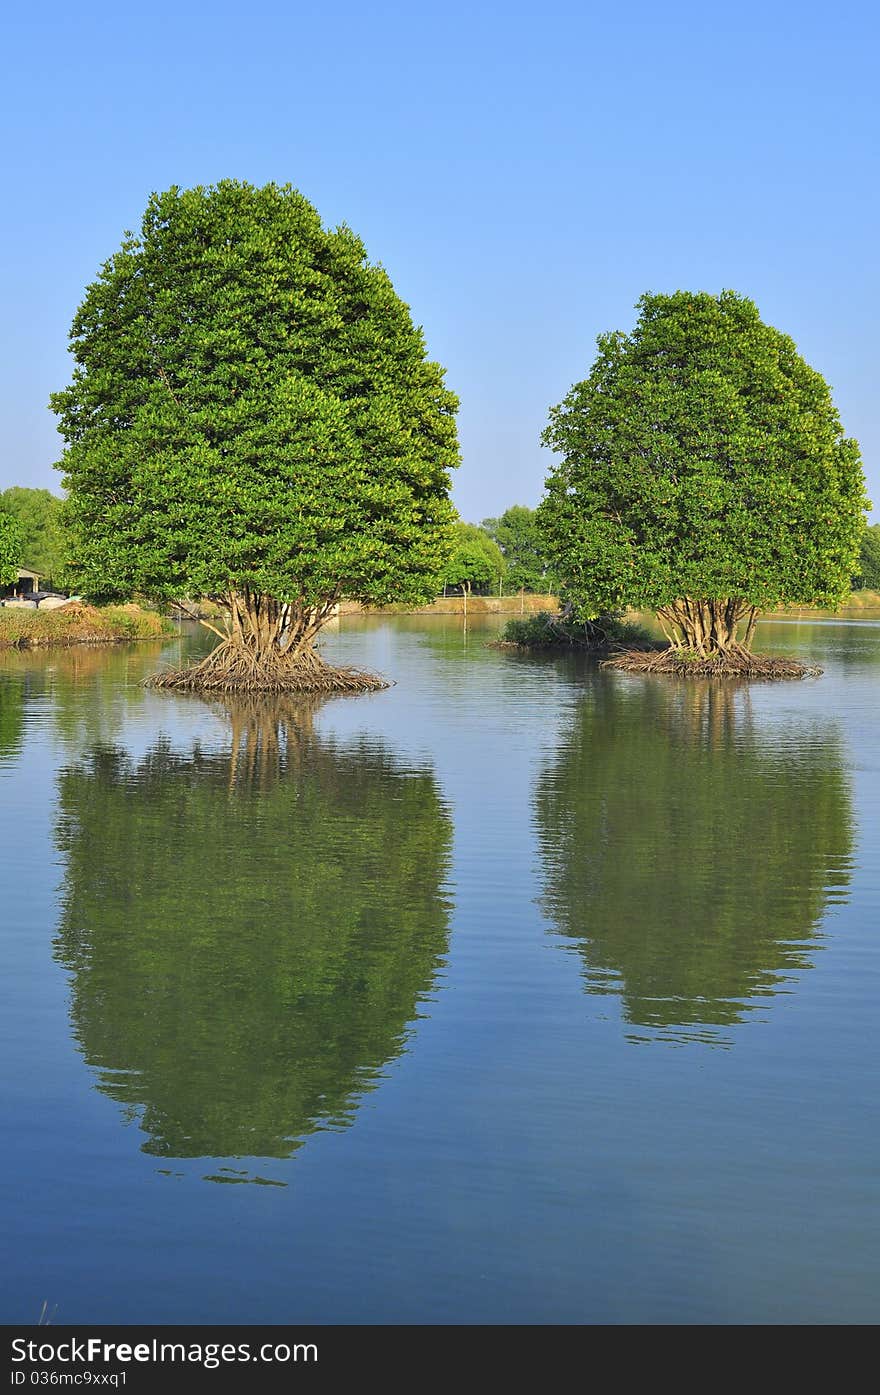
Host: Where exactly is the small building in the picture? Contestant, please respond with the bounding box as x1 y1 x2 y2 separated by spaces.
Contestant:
1 567 41 599
1 567 47 607
15 568 41 595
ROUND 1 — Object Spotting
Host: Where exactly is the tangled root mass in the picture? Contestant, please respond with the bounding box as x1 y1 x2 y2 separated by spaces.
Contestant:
603 644 821 679
147 637 389 695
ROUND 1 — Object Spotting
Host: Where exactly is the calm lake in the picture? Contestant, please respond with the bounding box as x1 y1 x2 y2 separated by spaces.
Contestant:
1 614 878 1324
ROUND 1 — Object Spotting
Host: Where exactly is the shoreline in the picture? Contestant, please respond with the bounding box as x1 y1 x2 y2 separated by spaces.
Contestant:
0 603 174 651
4 591 878 652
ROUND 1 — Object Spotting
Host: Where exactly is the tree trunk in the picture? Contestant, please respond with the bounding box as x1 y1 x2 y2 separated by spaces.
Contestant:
149 588 386 693
655 598 760 656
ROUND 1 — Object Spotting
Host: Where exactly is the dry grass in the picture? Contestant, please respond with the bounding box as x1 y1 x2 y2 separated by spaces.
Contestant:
0 602 173 650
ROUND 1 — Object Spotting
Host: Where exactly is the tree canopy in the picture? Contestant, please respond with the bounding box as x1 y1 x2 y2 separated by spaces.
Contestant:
441 520 506 594
535 676 853 1043
853 522 880 591
481 505 552 592
0 487 65 583
55 701 452 1162
50 180 459 690
0 509 23 588
539 291 868 655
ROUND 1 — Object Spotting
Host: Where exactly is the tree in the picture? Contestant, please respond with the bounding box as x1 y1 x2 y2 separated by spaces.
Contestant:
55 700 452 1162
0 509 23 588
481 505 552 592
534 677 853 1043
0 487 65 584
853 522 880 591
441 521 506 595
539 291 868 657
51 181 459 692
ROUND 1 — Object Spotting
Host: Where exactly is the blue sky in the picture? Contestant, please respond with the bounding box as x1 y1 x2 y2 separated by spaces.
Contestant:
2 0 877 521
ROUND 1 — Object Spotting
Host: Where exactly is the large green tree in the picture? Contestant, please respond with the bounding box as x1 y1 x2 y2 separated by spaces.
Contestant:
55 700 452 1163
0 487 65 584
0 509 23 588
51 181 459 691
539 291 868 655
481 505 552 592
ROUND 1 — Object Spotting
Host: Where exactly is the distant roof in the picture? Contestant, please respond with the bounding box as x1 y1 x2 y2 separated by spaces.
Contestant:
17 567 41 579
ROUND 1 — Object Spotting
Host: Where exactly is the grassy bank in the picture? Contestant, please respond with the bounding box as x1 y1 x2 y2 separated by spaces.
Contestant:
344 591 880 621
0 603 174 650
770 589 880 617
339 593 560 617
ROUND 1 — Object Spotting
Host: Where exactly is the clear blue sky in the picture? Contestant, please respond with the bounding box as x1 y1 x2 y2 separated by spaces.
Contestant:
2 0 877 521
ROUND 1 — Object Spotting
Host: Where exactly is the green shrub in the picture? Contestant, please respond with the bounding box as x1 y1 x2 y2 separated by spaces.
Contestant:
501 610 654 650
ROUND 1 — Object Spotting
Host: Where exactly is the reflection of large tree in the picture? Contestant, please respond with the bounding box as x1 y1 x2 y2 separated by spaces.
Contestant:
535 678 853 1040
55 699 452 1160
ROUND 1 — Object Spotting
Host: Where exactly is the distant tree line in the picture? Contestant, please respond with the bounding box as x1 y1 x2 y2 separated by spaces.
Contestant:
0 486 66 587
853 523 880 591
0 509 23 588
440 507 556 596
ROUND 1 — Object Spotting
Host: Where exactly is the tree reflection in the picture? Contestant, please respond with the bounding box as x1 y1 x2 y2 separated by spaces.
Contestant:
0 676 25 762
55 697 452 1164
535 678 853 1042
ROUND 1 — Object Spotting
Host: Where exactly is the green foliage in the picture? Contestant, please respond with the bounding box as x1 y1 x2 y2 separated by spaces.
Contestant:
99 606 176 639
540 290 869 618
535 677 853 1042
51 181 459 608
0 487 65 583
55 710 452 1159
0 510 24 587
482 505 553 591
501 610 653 649
853 522 880 591
441 520 506 593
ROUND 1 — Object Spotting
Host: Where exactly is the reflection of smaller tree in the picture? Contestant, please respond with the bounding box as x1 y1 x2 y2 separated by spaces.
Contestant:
535 677 853 1042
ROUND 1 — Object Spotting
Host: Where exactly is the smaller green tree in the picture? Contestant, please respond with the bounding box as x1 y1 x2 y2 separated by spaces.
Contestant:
441 521 506 595
853 522 880 591
540 291 868 659
482 505 552 592
0 510 24 588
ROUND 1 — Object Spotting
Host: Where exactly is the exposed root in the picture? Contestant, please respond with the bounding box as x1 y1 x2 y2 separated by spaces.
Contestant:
146 638 390 694
602 644 822 679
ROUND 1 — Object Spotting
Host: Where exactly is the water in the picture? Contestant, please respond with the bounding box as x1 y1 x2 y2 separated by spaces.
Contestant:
1 615 878 1324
